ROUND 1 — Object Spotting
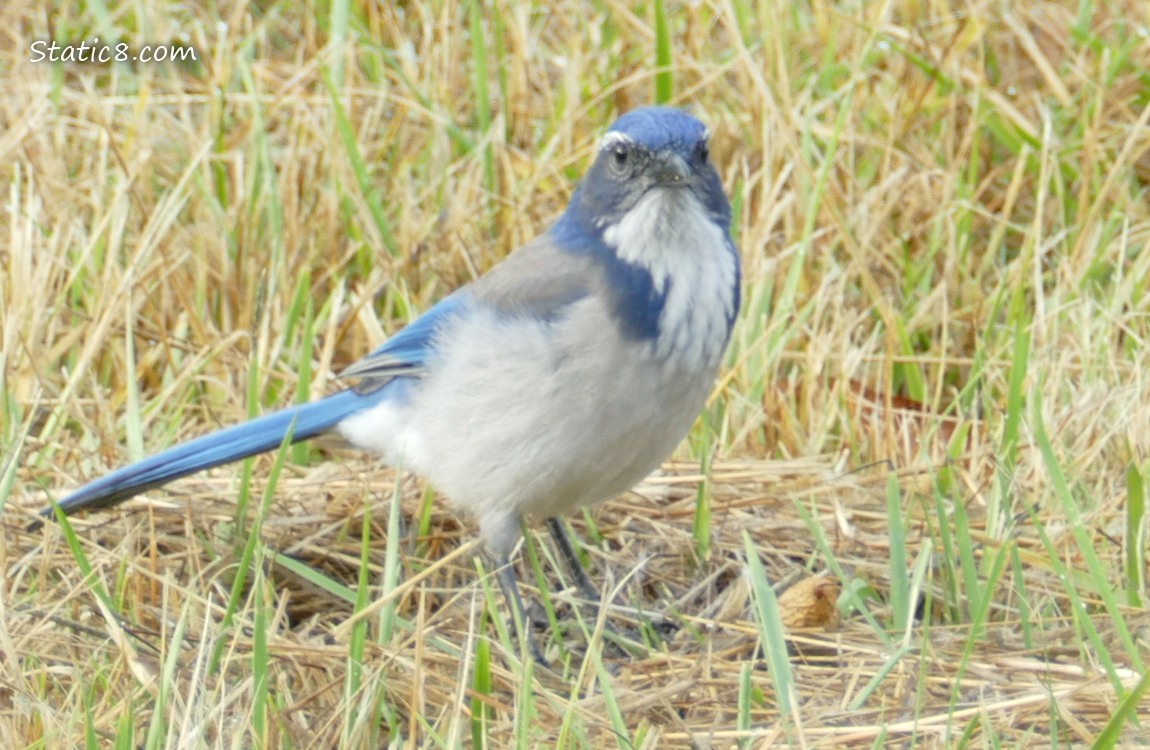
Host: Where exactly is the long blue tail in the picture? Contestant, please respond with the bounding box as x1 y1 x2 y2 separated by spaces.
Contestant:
37 388 379 524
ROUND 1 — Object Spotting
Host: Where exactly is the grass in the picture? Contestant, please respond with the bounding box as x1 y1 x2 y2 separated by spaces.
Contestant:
4 0 1150 746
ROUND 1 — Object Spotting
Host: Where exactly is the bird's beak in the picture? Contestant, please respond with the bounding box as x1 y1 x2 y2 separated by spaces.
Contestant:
651 151 691 186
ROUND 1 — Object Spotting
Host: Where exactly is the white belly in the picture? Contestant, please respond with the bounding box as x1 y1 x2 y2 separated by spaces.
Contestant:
338 298 718 555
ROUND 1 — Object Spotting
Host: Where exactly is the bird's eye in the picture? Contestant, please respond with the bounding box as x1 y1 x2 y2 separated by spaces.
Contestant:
696 142 710 162
611 146 629 172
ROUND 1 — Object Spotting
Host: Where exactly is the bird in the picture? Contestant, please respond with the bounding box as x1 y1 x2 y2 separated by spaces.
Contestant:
34 106 741 661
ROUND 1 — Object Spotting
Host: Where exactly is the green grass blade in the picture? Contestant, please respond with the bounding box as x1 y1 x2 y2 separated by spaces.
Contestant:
342 481 375 746
471 636 493 748
1090 667 1150 749
743 530 795 719
1125 463 1146 607
324 73 399 257
467 0 495 195
327 0 350 87
209 418 293 673
885 472 909 631
251 566 270 747
379 470 405 643
693 410 713 561
653 0 672 103
1031 387 1141 677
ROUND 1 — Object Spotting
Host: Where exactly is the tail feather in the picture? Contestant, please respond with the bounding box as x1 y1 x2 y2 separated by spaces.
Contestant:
36 388 376 525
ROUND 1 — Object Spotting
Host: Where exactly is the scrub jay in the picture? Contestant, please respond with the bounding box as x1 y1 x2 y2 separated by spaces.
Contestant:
36 106 740 660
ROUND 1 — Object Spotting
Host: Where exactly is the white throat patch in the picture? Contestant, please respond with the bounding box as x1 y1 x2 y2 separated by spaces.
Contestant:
601 189 738 369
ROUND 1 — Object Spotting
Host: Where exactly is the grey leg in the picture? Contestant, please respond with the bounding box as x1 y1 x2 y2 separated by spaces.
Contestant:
545 516 600 602
544 517 647 658
494 554 547 664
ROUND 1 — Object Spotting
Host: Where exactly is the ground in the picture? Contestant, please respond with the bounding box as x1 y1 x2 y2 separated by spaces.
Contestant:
3 1 1150 747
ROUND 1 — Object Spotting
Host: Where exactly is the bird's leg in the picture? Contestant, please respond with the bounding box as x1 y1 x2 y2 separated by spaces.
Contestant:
494 555 547 664
545 517 652 659
545 517 600 602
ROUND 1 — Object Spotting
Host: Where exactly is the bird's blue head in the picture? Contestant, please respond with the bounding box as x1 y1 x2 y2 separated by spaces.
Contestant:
546 106 740 355
558 107 731 236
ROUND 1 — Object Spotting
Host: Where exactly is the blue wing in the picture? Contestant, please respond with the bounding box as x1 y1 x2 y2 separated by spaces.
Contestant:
338 292 469 382
339 236 596 384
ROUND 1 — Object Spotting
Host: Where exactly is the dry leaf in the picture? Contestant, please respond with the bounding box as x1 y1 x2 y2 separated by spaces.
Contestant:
777 575 841 629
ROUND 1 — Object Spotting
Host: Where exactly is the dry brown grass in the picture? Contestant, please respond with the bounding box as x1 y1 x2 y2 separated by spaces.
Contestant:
4 0 1150 747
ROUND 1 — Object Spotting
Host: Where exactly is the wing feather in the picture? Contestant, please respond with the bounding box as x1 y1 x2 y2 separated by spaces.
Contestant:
338 236 596 388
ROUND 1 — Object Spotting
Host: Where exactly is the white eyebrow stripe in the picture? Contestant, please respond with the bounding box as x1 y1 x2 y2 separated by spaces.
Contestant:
599 131 634 150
